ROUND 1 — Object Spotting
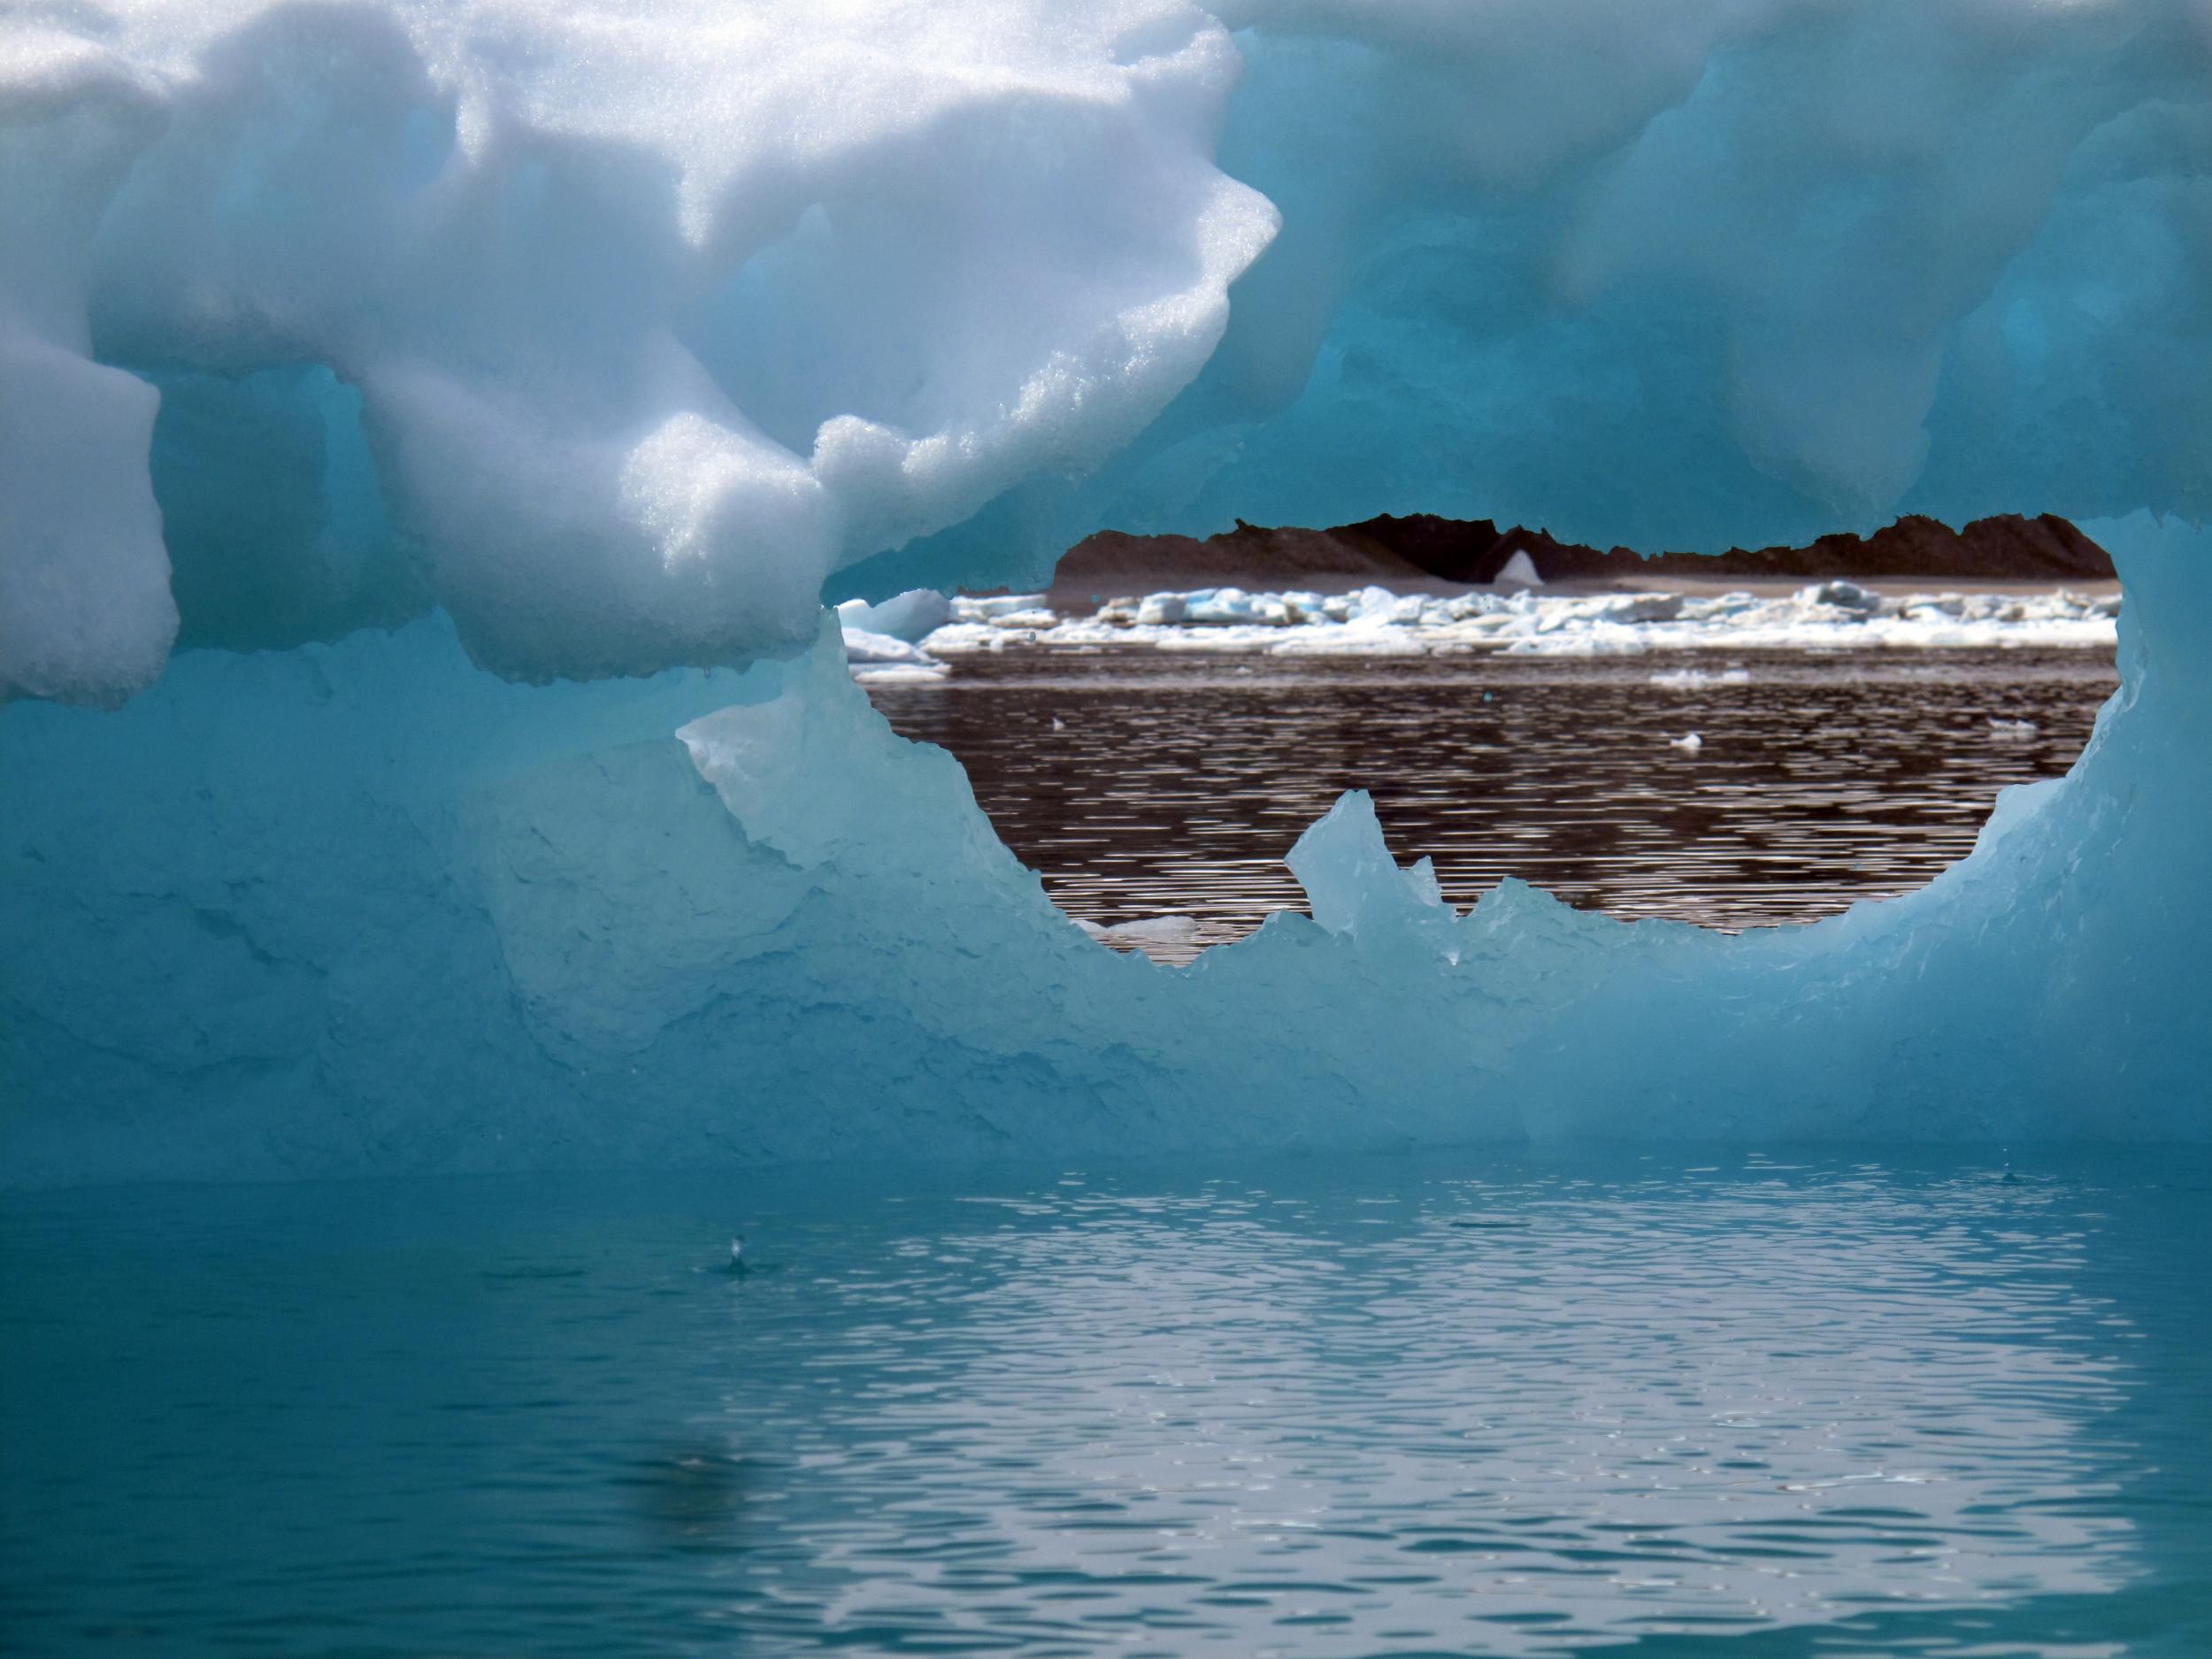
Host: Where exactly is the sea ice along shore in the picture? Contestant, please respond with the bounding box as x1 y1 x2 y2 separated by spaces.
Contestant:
849 581 2122 676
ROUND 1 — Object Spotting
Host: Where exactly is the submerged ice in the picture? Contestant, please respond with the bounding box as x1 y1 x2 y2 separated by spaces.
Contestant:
4 2 2211 1179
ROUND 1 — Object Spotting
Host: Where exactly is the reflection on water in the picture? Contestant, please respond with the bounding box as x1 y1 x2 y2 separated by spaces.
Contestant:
6 1154 2210 1655
867 649 2116 949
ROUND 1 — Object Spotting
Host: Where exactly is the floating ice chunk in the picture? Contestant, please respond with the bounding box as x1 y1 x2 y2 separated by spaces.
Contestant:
1803 580 1879 616
1075 914 1207 964
1669 732 1704 754
849 663 949 686
1135 594 1188 625
1591 594 1684 624
1649 667 1752 689
1502 627 1648 657
952 595 1053 622
1367 588 1432 626
1181 588 1282 625
836 590 952 645
1988 718 2040 740
841 627 948 682
839 627 940 668
1270 626 1426 657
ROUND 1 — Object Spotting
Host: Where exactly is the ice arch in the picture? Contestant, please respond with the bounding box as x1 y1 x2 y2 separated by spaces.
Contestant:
3 2 2210 1181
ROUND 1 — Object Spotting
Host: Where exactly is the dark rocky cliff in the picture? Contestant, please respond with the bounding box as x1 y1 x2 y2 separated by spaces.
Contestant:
1052 513 2114 596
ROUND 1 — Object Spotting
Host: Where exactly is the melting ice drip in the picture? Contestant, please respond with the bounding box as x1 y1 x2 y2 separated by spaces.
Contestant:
2 1 2209 1179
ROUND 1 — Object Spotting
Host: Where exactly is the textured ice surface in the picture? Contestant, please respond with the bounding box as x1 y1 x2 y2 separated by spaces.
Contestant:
2 1 1274 699
923 583 2123 657
4 517 2204 1185
4 0 2210 698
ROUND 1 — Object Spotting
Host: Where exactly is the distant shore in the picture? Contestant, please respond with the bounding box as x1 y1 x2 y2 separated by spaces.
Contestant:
1044 511 2116 608
1042 568 2124 609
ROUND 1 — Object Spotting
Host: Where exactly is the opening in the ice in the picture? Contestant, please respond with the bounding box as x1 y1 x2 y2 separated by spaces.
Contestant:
844 511 2124 964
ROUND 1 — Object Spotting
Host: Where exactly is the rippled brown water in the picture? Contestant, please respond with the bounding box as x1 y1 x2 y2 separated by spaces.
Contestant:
868 648 2116 951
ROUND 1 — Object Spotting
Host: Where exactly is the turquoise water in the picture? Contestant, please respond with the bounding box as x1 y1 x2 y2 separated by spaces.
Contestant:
6 1152 2210 1655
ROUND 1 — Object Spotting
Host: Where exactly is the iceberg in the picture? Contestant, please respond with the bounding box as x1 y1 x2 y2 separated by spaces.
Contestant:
3 1 2209 1180
837 590 956 647
1074 913 1210 964
4 512 2205 1185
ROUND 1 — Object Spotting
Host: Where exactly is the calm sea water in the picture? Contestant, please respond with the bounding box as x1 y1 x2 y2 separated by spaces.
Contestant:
6 1152 2210 1656
869 649 2116 951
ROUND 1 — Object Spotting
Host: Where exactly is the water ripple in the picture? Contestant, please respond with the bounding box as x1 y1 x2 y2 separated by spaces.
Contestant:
5 1156 2207 1655
868 649 2116 954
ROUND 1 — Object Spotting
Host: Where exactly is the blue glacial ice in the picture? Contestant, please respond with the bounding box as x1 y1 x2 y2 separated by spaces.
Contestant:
3 1 2210 1180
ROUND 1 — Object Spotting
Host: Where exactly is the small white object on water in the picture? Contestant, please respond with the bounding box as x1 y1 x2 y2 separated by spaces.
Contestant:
1988 718 2039 739
1649 667 1752 690
1051 716 1065 731
729 1236 745 1266
1670 732 1703 754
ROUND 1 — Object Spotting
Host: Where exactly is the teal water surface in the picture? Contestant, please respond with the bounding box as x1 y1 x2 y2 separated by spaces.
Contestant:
5 1151 2210 1655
